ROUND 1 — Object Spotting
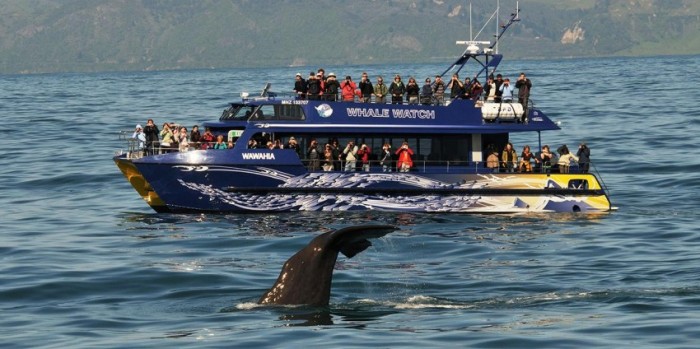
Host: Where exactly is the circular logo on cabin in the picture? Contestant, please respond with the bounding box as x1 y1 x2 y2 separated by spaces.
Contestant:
315 104 333 118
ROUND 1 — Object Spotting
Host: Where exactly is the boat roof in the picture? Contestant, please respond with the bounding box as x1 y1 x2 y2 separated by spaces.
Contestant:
203 98 559 135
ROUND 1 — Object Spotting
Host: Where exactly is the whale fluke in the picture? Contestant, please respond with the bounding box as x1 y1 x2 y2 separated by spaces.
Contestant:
258 225 397 306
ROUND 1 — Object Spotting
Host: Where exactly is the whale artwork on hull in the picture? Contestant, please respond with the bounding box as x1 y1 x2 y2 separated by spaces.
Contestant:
258 225 397 306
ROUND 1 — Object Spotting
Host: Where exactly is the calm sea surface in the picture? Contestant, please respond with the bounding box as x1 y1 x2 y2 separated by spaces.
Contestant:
1 55 700 348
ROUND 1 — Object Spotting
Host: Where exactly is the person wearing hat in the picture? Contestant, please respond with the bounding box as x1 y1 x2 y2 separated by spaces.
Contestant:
307 72 321 100
293 73 307 100
324 73 339 101
340 75 357 102
131 124 146 154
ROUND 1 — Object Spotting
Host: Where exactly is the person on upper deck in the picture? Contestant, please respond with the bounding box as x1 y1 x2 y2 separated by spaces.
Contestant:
494 74 504 103
461 77 472 99
499 78 514 102
395 141 414 172
374 76 388 104
470 79 483 100
324 73 340 101
406 77 420 105
143 119 159 155
484 75 496 102
515 72 532 113
389 75 406 105
420 77 433 105
501 142 518 172
307 72 321 100
432 75 446 105
359 72 374 103
317 68 326 83
340 75 357 102
577 142 591 173
448 73 464 100
294 73 307 100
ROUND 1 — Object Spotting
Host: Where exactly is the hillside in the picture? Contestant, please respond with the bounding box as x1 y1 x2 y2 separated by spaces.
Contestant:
1 0 698 74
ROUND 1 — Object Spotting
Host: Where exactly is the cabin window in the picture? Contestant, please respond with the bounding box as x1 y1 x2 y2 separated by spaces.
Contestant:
568 179 589 189
249 105 305 121
272 133 473 164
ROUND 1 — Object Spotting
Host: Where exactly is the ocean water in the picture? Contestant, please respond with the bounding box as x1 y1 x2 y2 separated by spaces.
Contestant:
2 54 700 348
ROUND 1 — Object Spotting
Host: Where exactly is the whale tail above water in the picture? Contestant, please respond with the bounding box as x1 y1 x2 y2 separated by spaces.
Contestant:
258 225 398 306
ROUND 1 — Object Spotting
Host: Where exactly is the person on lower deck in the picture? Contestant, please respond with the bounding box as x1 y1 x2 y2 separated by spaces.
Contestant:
356 143 371 171
395 142 414 172
535 145 554 173
131 124 146 155
557 145 579 173
306 139 320 171
213 135 227 149
380 143 392 172
142 119 159 155
501 142 518 172
519 145 534 172
176 126 189 152
343 140 358 172
322 143 334 171
577 142 591 173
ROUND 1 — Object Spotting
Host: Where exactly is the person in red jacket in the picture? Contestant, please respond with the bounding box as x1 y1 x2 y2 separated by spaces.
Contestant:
340 75 357 102
395 141 414 172
356 143 372 171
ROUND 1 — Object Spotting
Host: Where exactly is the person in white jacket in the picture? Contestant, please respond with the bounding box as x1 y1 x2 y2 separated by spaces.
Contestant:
557 145 579 173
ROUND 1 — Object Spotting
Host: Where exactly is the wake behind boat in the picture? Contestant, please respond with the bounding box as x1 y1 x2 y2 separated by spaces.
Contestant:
114 7 612 214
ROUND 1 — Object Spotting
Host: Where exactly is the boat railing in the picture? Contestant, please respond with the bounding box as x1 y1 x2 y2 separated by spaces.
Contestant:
301 158 593 175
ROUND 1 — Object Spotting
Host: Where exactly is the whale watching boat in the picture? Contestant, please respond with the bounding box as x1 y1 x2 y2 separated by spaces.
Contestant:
114 8 612 214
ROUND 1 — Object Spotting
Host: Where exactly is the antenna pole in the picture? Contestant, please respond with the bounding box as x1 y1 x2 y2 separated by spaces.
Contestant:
495 0 500 54
469 2 472 41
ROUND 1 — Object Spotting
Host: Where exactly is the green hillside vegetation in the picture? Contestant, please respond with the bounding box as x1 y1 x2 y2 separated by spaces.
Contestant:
0 0 698 74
